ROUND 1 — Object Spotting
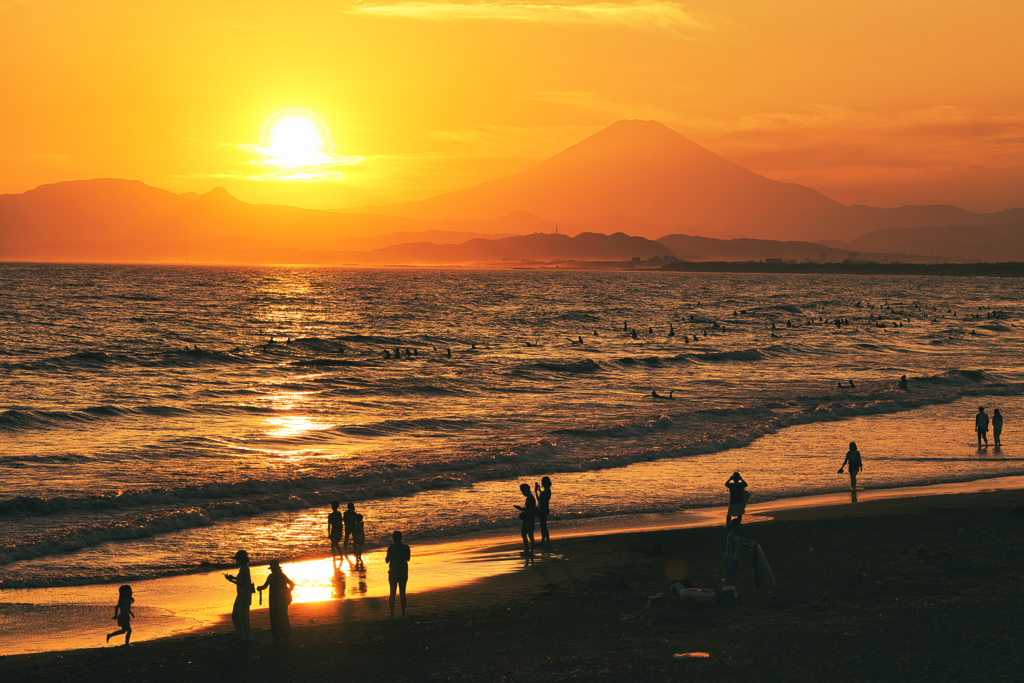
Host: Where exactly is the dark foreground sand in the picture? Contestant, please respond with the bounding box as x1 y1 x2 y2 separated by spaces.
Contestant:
4 489 1023 683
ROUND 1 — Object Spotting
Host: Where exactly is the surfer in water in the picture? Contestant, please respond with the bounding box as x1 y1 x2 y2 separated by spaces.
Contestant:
898 375 909 391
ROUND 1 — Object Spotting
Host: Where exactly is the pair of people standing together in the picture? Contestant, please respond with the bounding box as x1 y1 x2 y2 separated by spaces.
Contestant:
224 550 295 643
515 477 552 555
975 407 1004 447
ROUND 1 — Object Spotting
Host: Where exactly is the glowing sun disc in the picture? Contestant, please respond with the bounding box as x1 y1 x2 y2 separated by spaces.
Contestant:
256 110 335 169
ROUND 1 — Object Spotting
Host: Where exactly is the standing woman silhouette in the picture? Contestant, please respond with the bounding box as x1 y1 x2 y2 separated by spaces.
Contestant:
257 560 295 642
535 477 552 546
224 549 254 642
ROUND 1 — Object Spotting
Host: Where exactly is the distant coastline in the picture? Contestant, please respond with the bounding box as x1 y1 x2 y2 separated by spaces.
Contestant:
658 260 1024 277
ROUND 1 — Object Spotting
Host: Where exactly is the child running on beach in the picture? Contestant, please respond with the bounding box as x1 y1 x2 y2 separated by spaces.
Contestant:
106 585 135 646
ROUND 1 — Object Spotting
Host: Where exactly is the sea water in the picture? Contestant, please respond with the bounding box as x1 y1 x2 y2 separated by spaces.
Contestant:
2 264 1023 589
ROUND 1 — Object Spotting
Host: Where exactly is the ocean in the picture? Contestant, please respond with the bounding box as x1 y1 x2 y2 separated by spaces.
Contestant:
2 263 1023 590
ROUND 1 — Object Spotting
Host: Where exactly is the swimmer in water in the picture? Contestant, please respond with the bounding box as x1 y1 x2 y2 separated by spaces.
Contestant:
631 329 638 339
446 348 452 358
898 375 909 391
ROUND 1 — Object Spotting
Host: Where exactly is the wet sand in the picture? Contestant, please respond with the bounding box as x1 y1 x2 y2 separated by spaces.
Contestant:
3 480 1023 682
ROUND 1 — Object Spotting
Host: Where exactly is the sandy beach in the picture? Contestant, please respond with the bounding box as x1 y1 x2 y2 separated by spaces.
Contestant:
3 479 1023 683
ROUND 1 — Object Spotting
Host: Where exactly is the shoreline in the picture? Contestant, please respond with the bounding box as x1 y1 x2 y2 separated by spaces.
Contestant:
2 482 1022 682
3 473 1024 657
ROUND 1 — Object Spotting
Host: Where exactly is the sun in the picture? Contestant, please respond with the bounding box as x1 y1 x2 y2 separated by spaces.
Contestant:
245 109 361 180
257 111 334 169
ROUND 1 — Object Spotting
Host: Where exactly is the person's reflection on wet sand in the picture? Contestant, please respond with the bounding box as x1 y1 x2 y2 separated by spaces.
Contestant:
331 562 347 599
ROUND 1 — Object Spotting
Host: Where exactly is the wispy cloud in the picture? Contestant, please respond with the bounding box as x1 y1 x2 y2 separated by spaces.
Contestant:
340 1 714 32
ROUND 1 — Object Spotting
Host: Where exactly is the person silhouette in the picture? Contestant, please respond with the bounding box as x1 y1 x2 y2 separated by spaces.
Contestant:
352 513 366 569
385 531 411 619
105 585 135 646
725 472 748 525
257 561 295 642
992 409 1003 447
976 406 990 447
223 550 254 642
898 375 909 391
838 442 863 491
514 483 537 555
535 477 552 546
327 501 343 561
343 502 358 551
631 329 638 339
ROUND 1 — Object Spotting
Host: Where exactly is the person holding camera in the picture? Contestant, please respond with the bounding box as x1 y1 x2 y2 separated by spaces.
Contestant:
725 472 749 525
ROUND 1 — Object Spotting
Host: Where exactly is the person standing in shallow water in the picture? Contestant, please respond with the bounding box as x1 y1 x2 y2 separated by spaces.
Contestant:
385 531 411 619
535 477 552 546
343 502 358 552
514 483 537 555
992 409 1003 447
224 549 253 642
838 442 863 491
327 501 343 561
257 560 295 642
106 584 135 645
725 472 748 525
976 406 990 447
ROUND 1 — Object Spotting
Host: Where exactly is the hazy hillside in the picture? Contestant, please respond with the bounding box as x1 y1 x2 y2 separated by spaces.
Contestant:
657 234 938 264
821 224 1024 262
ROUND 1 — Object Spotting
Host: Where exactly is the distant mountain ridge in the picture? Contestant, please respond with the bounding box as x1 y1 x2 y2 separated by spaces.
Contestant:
2 119 1023 263
346 119 1024 242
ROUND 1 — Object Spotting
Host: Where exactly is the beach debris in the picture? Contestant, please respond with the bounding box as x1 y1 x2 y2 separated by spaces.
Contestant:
646 593 667 608
673 652 710 659
716 586 739 609
676 587 717 604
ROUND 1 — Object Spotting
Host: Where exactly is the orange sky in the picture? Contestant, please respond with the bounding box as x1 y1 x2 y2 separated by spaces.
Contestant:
1 0 1022 213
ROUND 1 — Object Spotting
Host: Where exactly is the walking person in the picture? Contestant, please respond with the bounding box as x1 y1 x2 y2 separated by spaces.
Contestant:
327 501 343 561
838 442 863 491
976 406 990 447
514 483 537 555
343 502 358 552
385 531 411 619
725 472 748 525
535 477 552 546
992 409 1003 446
105 585 135 646
224 549 254 642
257 561 295 642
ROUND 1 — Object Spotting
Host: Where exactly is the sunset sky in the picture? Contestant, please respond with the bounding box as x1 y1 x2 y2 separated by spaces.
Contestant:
2 0 1022 213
